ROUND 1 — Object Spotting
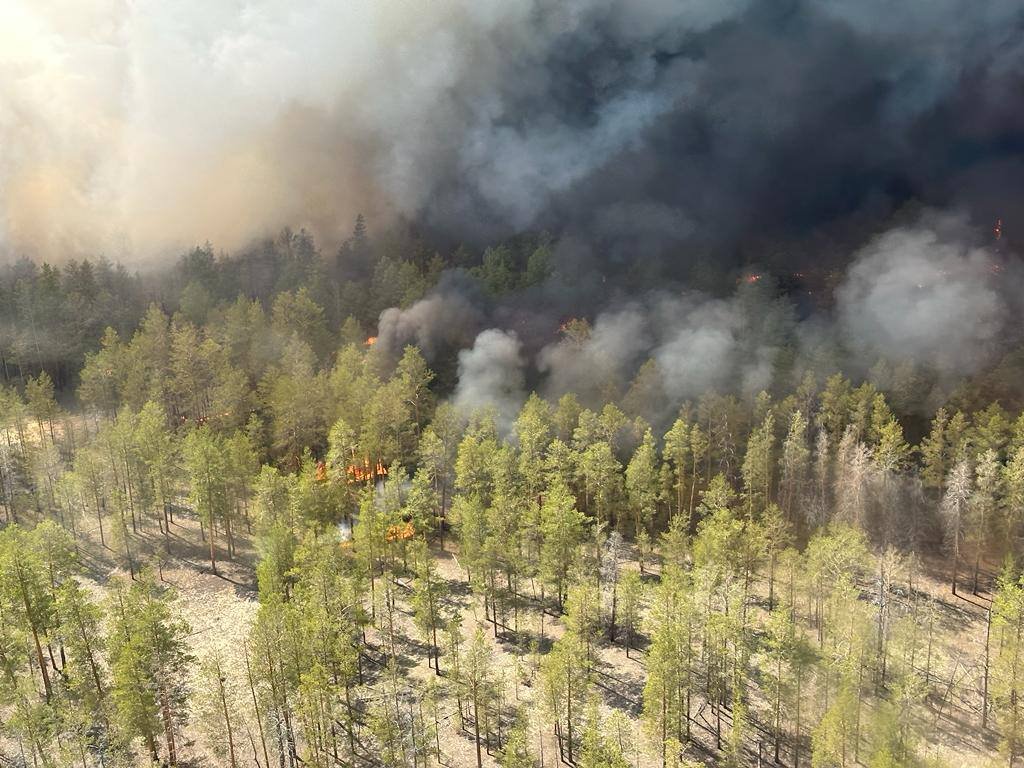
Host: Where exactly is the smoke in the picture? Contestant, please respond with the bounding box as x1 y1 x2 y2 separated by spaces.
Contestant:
538 307 649 402
445 215 1019 424
3 0 1024 263
453 329 526 431
836 220 1009 377
9 0 1024 416
374 272 485 362
654 296 779 401
535 284 792 416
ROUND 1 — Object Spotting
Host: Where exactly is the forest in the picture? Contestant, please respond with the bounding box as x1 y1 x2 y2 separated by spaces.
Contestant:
0 219 1022 768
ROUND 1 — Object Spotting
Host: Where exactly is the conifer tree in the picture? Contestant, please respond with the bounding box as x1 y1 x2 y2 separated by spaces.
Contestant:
626 429 661 539
412 540 450 674
992 567 1024 764
183 425 229 574
539 479 587 610
108 573 193 765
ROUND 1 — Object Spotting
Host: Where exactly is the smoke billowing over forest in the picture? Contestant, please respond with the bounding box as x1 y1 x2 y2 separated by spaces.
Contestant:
6 0 1024 424
7 4 1024 768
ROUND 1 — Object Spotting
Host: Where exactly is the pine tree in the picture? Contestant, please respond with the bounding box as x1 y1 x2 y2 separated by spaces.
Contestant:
25 371 59 444
578 441 621 528
541 631 589 764
539 479 587 611
0 525 56 701
617 568 644 656
663 417 691 519
643 566 699 761
500 712 535 768
1005 440 1024 551
108 573 193 765
459 627 497 768
565 581 602 661
941 459 972 595
992 566 1024 765
761 601 813 764
741 411 775 519
625 429 660 539
412 540 450 674
55 578 108 718
973 402 1012 461
196 653 240 768
834 426 872 529
920 407 950 496
687 424 708 525
968 449 1002 593
182 425 229 574
780 410 810 525
134 401 179 540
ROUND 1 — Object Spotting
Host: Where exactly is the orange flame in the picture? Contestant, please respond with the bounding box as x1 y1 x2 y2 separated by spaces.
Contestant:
385 521 415 542
345 458 389 484
365 336 377 346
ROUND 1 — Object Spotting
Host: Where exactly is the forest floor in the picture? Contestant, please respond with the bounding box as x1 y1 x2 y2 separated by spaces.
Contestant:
57 509 1005 768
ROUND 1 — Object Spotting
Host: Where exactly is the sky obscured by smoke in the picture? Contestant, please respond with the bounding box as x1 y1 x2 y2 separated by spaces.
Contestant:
3 0 1024 264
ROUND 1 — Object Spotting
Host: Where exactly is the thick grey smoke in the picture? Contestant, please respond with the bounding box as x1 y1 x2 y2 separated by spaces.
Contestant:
3 0 1024 264
453 329 526 432
654 297 779 401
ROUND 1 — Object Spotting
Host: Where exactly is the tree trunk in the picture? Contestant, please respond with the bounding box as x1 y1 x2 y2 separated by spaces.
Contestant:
244 645 272 768
160 687 178 766
209 520 218 575
218 666 238 768
983 605 992 729
472 692 483 768
18 574 52 701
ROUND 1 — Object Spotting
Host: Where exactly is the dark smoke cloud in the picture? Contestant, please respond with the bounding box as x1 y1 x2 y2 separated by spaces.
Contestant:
4 1 1024 266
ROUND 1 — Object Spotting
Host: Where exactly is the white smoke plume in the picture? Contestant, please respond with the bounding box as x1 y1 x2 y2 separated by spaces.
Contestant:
453 329 526 432
0 0 738 260
836 221 1007 377
537 287 790 413
515 216 1015 422
537 307 649 402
